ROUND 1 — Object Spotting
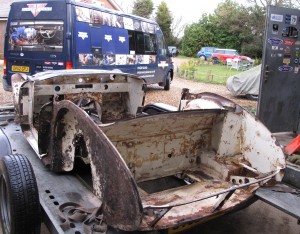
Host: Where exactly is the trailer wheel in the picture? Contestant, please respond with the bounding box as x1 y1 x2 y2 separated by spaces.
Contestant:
0 154 41 234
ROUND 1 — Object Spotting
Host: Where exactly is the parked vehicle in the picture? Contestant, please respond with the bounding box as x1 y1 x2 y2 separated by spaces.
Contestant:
211 48 252 63
3 0 173 91
226 65 261 100
196 46 217 60
168 46 179 57
2 69 285 233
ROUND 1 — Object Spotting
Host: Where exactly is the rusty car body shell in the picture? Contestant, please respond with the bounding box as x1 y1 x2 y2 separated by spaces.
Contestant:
11 69 286 232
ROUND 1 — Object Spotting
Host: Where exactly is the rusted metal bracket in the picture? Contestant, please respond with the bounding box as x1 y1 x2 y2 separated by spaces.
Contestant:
146 208 171 227
58 202 107 233
211 190 236 212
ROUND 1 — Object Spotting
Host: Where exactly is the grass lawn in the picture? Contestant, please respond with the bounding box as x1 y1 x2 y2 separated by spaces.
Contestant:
177 59 245 85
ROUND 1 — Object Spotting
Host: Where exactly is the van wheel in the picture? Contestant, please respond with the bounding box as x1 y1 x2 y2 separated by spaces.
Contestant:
0 154 41 234
164 73 171 91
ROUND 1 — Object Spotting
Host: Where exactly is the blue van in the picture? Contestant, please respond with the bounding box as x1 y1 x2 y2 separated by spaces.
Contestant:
3 0 173 90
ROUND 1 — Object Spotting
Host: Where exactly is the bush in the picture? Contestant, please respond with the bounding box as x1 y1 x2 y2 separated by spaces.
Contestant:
178 60 197 79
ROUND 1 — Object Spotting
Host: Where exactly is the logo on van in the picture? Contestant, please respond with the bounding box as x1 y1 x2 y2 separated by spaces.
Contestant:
158 61 169 69
105 35 113 42
119 36 126 43
78 32 88 40
22 4 52 17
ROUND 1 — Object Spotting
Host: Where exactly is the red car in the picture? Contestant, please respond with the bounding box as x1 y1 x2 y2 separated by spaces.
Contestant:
211 48 252 63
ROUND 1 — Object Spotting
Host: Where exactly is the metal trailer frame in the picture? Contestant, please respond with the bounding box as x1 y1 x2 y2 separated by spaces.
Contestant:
255 132 300 223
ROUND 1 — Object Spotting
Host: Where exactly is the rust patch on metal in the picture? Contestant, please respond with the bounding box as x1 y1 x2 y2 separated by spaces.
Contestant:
64 92 103 104
139 187 254 230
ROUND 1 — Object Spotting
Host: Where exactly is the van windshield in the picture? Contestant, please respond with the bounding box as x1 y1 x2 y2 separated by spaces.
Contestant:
9 20 64 52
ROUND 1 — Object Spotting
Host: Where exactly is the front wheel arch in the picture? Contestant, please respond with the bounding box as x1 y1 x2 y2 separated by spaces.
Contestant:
199 55 206 60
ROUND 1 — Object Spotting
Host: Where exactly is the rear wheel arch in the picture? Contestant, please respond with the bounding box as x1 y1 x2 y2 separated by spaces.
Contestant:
48 100 143 229
48 107 79 172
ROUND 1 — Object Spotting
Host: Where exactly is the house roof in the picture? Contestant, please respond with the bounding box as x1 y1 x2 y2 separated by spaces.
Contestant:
0 0 14 19
0 0 123 19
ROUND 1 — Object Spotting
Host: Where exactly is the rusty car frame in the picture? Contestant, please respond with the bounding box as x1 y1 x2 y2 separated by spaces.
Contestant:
11 69 286 233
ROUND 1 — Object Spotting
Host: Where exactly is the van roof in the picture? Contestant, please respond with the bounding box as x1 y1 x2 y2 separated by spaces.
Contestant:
10 0 157 25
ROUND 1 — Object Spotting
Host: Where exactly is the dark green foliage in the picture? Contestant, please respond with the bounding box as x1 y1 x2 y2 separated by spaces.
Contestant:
180 0 300 59
132 0 154 18
155 1 174 46
181 14 219 57
181 0 265 59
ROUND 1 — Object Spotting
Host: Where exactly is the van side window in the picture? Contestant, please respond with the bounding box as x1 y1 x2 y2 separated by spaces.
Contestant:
128 30 136 53
144 33 156 55
157 34 166 56
90 26 102 53
136 31 145 54
128 31 156 55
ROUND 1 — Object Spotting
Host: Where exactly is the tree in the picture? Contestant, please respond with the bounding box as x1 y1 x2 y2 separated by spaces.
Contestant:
180 15 215 57
132 0 154 19
214 0 258 55
244 0 300 58
246 0 300 8
171 16 186 45
181 0 300 59
155 1 174 46
242 4 265 58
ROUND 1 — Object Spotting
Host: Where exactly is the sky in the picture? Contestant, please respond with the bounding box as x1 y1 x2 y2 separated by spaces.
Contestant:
116 0 249 25
152 0 225 24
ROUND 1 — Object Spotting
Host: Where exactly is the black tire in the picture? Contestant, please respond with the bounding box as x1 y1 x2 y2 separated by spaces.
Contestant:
164 73 171 91
0 154 41 234
212 57 219 64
